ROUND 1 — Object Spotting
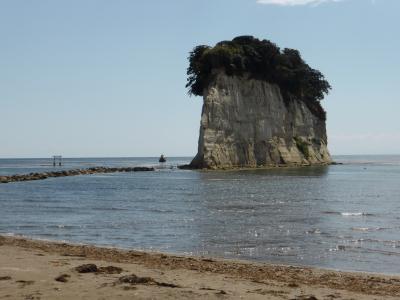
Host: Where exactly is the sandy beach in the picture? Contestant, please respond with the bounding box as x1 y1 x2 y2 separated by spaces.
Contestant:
0 236 399 299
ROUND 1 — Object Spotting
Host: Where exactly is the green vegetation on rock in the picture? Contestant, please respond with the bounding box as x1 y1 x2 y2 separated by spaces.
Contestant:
186 36 331 120
294 137 310 159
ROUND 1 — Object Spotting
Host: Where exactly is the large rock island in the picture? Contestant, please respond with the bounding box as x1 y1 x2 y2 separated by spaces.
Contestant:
186 36 332 169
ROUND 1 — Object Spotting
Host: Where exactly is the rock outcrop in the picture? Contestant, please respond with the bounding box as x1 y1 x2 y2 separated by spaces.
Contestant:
0 166 155 184
189 72 331 169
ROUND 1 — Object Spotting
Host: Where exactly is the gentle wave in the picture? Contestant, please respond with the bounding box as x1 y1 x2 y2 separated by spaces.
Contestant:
339 245 400 256
341 212 373 217
207 179 245 181
306 229 322 234
322 211 375 217
91 207 129 211
46 225 82 230
352 238 400 246
351 227 388 232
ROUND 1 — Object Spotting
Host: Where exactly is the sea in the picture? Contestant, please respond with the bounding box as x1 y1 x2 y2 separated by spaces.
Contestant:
1 155 400 274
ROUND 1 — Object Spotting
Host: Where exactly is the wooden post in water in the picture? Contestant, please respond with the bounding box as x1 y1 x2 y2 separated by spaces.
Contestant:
52 155 62 167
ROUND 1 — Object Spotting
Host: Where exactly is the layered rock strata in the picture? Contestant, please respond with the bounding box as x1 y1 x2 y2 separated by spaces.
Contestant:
189 72 331 169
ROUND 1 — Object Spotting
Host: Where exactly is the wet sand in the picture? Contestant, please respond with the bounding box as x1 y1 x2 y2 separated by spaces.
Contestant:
1 235 399 299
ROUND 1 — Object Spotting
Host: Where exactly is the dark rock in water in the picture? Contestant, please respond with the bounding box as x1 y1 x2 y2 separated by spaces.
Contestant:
177 164 193 170
75 264 98 273
133 167 154 172
0 166 155 184
159 155 166 163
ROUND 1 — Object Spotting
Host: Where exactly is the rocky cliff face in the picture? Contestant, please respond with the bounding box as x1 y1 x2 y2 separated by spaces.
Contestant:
190 72 332 169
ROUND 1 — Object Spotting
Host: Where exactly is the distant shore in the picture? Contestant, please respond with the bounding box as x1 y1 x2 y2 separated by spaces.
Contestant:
1 235 399 299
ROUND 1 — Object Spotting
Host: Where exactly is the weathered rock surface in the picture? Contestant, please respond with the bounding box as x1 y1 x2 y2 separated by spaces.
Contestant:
0 166 155 184
189 72 331 169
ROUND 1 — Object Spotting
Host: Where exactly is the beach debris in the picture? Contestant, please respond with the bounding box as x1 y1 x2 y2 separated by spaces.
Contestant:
287 282 299 288
74 264 123 274
16 280 35 287
0 276 12 281
55 274 70 283
156 282 181 288
248 289 289 297
98 266 123 274
117 274 180 288
75 264 98 273
325 294 341 299
118 274 155 284
291 296 318 300
122 286 138 291
62 253 86 257
24 293 41 300
201 258 215 262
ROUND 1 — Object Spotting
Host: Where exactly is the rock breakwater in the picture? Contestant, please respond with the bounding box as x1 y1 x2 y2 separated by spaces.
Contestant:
0 166 155 184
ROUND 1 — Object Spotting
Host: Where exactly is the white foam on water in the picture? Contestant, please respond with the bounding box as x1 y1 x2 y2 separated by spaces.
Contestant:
351 227 388 232
341 212 368 217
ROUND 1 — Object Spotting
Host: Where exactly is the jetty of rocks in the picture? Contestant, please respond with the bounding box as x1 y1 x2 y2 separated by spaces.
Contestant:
0 166 155 184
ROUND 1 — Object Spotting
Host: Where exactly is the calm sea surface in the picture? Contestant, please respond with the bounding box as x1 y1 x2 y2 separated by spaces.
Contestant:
1 155 400 274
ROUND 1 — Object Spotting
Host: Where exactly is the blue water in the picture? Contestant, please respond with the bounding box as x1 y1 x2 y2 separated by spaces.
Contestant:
1 155 400 274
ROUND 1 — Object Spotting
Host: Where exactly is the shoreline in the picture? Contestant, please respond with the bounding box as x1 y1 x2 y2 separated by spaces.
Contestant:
178 161 341 172
1 235 399 299
1 233 394 277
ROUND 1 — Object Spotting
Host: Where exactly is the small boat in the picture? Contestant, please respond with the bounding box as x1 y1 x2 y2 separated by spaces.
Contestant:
159 154 166 163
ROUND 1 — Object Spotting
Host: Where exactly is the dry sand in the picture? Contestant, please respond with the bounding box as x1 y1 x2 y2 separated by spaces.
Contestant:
1 235 399 299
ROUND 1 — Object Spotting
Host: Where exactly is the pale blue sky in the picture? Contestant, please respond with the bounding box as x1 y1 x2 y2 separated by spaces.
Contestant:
1 0 399 158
